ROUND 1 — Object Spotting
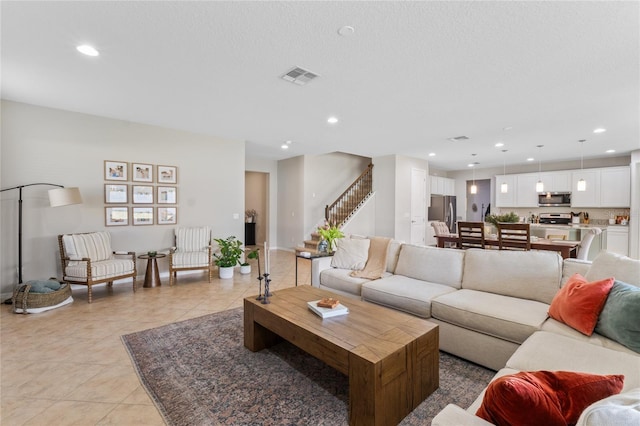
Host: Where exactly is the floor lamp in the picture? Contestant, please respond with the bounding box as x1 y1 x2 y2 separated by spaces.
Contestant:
0 183 82 286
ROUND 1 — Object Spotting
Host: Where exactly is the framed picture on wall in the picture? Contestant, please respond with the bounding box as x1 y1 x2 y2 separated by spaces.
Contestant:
157 207 177 225
105 160 128 181
132 185 154 204
105 207 129 226
157 165 177 184
157 186 177 204
132 163 153 182
104 184 128 204
133 207 154 225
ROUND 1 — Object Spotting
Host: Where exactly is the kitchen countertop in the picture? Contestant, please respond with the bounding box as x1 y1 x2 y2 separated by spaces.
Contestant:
530 223 628 230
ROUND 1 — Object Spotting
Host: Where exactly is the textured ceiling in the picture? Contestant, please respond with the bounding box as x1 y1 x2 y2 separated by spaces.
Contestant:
2 1 638 170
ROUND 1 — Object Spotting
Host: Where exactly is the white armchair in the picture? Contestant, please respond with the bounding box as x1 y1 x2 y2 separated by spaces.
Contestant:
169 227 213 285
58 231 136 303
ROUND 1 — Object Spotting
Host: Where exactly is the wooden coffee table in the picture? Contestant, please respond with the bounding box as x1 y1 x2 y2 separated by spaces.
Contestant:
244 286 439 426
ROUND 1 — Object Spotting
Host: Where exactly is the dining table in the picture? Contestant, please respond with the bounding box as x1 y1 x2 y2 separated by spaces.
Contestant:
435 235 579 259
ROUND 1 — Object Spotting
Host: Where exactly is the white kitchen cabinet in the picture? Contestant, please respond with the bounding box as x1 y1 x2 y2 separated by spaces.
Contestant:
429 176 455 196
515 173 540 207
606 225 629 256
571 169 600 207
600 167 631 207
541 171 571 192
495 175 516 207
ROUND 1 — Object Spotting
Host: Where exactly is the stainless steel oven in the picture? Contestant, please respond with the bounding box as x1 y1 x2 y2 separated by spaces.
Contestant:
538 192 571 207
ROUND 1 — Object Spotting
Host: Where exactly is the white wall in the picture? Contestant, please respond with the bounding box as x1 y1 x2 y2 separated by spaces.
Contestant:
372 155 396 238
342 193 376 237
276 156 304 250
1 101 245 297
303 152 370 233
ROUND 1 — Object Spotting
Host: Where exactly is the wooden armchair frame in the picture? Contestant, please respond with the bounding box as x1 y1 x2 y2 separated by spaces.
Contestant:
168 228 214 286
58 234 137 303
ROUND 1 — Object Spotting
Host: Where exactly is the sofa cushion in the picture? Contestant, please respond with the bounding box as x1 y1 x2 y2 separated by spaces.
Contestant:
361 275 457 318
576 387 640 426
461 249 562 304
64 258 135 281
394 245 465 289
548 273 614 336
319 268 391 296
506 331 640 391
594 280 640 353
63 232 113 262
386 240 403 274
585 250 640 286
476 371 624 426
541 318 639 356
330 238 370 270
432 289 550 344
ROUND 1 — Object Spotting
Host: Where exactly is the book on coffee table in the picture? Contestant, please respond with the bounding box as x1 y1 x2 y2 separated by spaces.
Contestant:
307 300 349 318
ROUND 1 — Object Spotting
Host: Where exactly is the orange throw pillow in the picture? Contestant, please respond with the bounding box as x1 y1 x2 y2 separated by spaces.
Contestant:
548 273 614 335
476 371 624 426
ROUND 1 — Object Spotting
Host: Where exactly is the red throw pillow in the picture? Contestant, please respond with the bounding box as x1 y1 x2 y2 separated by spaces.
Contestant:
476 371 624 426
548 273 615 335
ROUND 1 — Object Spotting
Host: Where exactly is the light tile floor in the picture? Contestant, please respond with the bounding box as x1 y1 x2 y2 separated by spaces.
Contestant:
1 249 307 425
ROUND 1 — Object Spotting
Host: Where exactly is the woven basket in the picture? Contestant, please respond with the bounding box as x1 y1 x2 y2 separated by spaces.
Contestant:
12 280 72 314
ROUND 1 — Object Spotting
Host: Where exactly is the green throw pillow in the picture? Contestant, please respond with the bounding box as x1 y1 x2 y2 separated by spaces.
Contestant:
595 280 640 353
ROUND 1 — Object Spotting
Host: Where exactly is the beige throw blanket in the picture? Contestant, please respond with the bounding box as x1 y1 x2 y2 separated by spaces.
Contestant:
350 236 392 280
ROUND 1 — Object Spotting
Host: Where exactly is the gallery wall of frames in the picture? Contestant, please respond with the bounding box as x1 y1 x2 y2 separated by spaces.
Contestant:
104 160 178 226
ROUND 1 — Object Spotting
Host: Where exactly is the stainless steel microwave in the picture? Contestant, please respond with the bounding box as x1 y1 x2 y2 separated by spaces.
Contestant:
538 192 571 207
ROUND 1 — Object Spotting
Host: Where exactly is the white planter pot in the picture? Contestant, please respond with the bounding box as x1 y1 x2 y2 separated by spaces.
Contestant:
240 265 251 275
219 266 234 279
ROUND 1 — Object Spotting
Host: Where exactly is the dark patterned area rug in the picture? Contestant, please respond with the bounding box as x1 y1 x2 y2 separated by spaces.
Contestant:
122 308 495 425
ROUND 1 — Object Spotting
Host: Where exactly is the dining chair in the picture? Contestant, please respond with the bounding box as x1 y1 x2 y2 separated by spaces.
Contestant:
497 223 531 251
431 221 457 248
576 228 602 260
457 221 486 249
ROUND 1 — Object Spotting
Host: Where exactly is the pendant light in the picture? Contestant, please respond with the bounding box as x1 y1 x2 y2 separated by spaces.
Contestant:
500 149 508 193
535 145 544 193
577 139 587 191
469 156 478 194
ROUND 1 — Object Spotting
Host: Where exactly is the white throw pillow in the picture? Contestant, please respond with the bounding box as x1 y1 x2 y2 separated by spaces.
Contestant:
576 388 640 426
331 238 370 270
585 251 640 287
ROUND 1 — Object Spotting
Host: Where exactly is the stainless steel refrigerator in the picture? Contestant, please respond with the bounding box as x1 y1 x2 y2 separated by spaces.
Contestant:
429 195 457 233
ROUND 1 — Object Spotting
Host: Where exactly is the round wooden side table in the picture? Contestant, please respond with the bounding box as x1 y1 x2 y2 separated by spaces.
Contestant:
138 253 166 288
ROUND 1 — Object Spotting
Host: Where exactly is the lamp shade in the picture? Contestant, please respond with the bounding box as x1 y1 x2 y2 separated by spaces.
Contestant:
48 187 82 207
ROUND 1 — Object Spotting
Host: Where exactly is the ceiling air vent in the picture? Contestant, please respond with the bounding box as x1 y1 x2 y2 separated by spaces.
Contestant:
281 66 319 86
448 135 470 141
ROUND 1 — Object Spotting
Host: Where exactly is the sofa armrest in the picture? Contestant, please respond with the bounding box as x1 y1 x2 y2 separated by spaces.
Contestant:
311 256 333 287
432 404 494 426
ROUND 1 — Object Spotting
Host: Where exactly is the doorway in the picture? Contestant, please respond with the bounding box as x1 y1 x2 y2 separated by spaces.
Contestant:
245 171 269 245
466 179 491 222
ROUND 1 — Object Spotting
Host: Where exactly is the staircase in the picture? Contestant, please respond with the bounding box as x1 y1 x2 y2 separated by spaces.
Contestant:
301 164 374 253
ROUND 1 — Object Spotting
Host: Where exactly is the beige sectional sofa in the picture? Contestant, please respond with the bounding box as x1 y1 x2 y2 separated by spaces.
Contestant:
312 242 640 425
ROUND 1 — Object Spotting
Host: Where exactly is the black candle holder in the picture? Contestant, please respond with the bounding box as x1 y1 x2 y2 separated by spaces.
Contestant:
256 275 264 301
261 273 272 304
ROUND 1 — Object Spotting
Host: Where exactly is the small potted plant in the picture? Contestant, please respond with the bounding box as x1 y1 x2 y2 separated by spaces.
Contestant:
213 236 243 279
317 222 345 253
245 209 257 223
240 248 259 275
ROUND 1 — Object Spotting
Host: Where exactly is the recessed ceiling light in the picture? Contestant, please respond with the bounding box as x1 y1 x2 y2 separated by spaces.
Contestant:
593 128 607 134
467 163 475 168
526 157 534 162
428 152 436 157
281 144 289 150
76 44 99 56
503 126 513 131
338 26 355 36
605 149 616 153
327 116 338 124
495 142 504 147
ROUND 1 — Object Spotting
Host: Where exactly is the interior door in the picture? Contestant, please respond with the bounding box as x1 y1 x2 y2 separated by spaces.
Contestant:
411 168 427 245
